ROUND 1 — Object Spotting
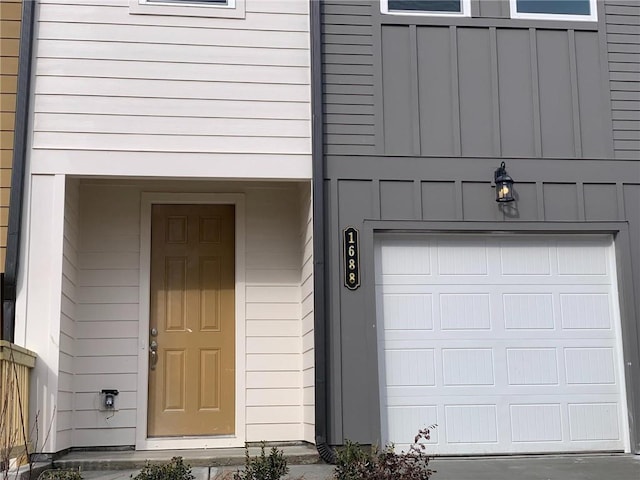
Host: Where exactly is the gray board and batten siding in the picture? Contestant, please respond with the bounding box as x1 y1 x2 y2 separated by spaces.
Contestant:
320 0 640 452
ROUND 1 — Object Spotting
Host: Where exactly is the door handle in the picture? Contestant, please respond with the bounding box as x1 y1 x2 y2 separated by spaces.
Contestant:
149 340 158 370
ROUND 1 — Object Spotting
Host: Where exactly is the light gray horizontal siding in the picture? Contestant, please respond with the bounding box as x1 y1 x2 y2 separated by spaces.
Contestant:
32 0 311 158
606 0 640 159
322 1 376 156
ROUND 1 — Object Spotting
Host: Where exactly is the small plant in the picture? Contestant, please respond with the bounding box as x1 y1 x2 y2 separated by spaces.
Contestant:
38 469 83 480
131 457 194 480
233 443 289 480
334 426 436 480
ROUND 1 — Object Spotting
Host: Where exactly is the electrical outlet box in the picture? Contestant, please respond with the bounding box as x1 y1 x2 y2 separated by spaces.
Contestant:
100 389 119 411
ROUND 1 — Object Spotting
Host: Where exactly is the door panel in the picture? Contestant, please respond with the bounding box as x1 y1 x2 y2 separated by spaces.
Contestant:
148 204 235 437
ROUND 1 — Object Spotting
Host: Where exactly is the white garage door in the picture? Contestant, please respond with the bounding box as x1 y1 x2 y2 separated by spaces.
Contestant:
376 235 628 455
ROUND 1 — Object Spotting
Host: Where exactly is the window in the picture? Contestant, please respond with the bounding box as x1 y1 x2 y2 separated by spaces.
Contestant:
510 0 597 21
130 0 244 18
381 0 597 21
381 0 471 16
147 0 230 4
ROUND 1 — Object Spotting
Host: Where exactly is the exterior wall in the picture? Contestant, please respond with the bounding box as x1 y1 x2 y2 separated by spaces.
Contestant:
0 0 21 269
67 179 309 447
20 174 66 453
57 177 80 450
321 0 640 452
300 183 315 443
323 1 614 158
605 1 640 159
31 0 311 179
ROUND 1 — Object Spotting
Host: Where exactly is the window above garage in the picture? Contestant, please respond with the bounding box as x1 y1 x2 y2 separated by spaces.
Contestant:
130 0 245 18
381 0 597 21
382 0 471 16
511 0 597 21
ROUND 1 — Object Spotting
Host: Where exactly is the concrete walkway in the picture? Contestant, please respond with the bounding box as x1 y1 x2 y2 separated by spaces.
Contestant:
48 454 640 480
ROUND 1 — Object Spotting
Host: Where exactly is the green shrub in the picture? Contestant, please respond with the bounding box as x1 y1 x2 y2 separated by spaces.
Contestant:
38 469 83 480
131 456 194 480
334 426 436 480
233 443 289 480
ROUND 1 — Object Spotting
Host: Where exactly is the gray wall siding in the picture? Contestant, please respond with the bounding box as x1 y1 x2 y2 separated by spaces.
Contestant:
324 157 640 447
605 1 640 159
323 1 376 156
321 0 640 451
379 25 612 158
323 1 618 160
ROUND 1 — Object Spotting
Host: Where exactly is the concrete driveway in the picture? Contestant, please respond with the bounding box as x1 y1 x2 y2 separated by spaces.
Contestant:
74 454 639 480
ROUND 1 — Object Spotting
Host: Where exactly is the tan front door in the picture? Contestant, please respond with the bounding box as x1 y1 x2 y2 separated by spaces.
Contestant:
148 204 235 437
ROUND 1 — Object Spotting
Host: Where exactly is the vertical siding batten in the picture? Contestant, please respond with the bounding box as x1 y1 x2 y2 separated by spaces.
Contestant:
450 26 462 157
489 27 501 157
568 30 583 157
409 25 421 156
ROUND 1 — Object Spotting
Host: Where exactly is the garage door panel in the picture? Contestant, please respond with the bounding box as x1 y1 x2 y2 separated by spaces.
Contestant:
437 241 489 276
381 293 434 330
445 405 498 444
503 293 556 329
440 294 492 330
384 349 436 387
381 331 618 342
507 348 559 385
385 393 623 405
564 348 617 384
379 276 612 286
385 387 624 401
500 242 552 275
377 238 434 278
376 235 627 454
385 406 439 444
557 240 609 275
442 348 495 386
560 293 612 329
568 403 621 441
510 403 563 443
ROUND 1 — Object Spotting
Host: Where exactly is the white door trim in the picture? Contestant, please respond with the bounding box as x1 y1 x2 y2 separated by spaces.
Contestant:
136 192 246 450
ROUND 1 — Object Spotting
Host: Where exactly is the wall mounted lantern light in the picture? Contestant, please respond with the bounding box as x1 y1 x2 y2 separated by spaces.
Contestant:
494 161 515 203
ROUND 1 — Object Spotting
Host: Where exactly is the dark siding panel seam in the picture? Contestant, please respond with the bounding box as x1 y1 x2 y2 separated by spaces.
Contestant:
409 25 421 156
490 27 501 157
568 30 583 157
529 28 543 157
450 26 462 157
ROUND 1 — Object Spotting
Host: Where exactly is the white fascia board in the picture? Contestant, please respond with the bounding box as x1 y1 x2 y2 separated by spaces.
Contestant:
30 151 312 180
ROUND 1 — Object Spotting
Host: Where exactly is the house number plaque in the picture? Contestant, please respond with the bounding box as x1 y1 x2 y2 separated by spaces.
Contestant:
343 227 360 290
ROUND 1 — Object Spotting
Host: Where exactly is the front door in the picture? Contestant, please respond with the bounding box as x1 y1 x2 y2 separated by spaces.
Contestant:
148 204 235 437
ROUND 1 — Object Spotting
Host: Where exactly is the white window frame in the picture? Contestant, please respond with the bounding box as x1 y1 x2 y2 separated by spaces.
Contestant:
381 0 472 17
509 0 597 22
130 0 245 19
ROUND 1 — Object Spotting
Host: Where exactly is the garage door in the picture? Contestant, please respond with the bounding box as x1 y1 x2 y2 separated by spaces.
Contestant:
376 235 628 455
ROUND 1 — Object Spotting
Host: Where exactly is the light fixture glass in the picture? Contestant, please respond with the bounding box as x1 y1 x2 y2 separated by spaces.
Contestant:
494 161 515 203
